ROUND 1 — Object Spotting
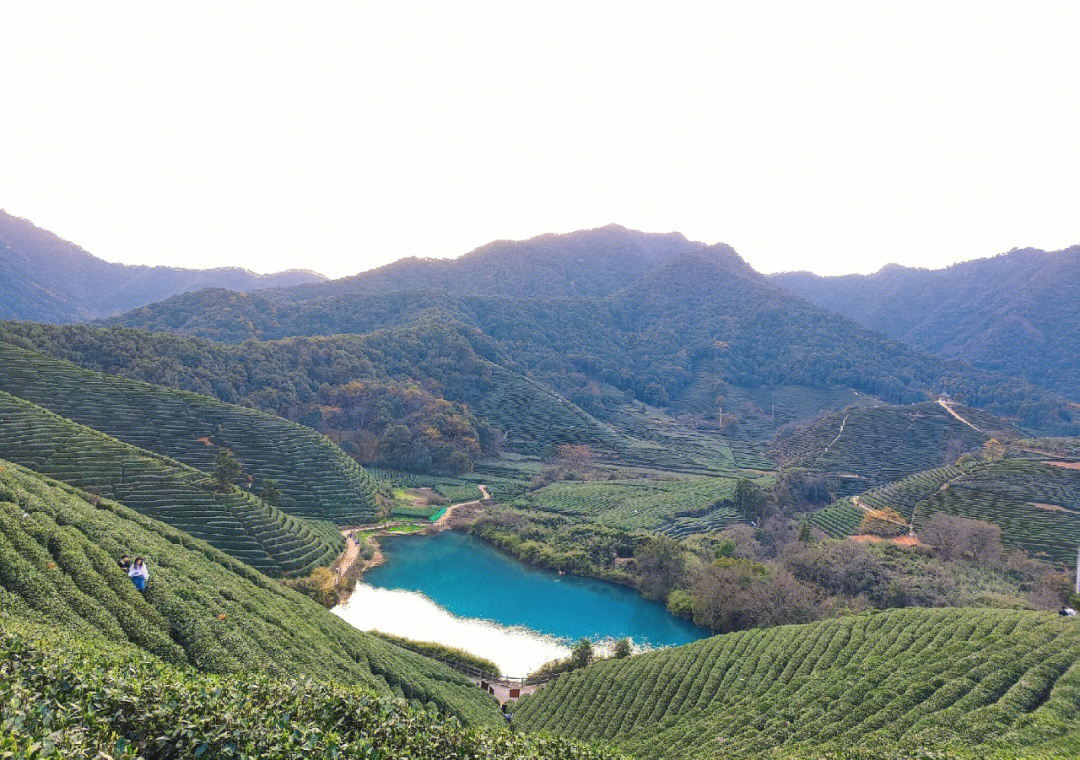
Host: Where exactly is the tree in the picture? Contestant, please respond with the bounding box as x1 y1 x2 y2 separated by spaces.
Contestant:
570 638 594 670
212 448 242 492
734 479 769 525
798 520 813 543
920 513 965 560
921 513 1004 565
260 479 281 504
747 569 819 628
635 536 684 600
613 638 632 659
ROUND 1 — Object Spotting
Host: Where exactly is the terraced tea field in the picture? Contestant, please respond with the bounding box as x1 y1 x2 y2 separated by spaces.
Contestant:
807 498 864 538
770 402 989 487
914 456 1080 565
514 477 743 533
515 607 1080 759
0 342 379 524
0 461 503 723
0 392 341 577
857 463 969 521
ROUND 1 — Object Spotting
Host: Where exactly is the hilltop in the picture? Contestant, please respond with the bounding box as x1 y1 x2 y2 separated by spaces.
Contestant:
0 210 325 323
100 227 1079 436
772 246 1080 397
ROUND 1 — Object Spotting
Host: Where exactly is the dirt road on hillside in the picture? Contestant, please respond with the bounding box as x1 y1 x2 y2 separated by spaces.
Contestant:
431 484 490 531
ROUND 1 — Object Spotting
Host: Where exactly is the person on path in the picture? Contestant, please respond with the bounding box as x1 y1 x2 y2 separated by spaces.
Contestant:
128 556 149 592
117 554 131 572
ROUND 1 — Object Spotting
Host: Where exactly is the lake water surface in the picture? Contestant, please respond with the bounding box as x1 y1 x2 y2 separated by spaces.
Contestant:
333 531 707 675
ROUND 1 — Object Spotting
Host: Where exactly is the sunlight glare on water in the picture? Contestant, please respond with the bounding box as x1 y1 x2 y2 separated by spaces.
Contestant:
334 584 570 676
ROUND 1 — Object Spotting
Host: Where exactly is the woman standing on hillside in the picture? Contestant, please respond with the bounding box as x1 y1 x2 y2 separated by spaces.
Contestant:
128 556 150 592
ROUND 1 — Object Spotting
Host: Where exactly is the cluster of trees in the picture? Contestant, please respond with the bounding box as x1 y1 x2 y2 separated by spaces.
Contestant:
323 380 491 474
0 320 498 474
469 497 1072 636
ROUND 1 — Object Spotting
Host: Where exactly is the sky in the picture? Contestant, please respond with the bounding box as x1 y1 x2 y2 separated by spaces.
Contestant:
2 1 1079 279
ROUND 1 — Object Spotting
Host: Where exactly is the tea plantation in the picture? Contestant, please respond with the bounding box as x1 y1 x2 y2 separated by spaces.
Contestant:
513 476 745 534
0 341 379 524
515 607 1080 759
0 461 499 723
0 391 342 577
914 456 1080 565
0 617 622 760
770 403 990 488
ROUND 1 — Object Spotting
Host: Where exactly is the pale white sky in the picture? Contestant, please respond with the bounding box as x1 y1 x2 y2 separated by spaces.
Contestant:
2 1 1078 279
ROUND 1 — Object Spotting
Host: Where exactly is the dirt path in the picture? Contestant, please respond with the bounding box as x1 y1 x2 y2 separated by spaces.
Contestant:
938 399 982 432
819 413 850 459
333 528 366 586
431 484 490 531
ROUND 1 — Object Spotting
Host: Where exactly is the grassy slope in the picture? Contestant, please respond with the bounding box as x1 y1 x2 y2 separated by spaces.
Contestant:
515 607 1080 759
0 341 378 524
0 390 341 577
0 460 498 724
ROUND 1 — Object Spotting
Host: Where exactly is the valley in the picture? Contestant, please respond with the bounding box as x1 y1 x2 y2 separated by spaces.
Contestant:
2 221 1080 758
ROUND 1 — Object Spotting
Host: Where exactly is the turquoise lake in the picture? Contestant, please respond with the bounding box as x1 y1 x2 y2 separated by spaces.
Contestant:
361 531 707 651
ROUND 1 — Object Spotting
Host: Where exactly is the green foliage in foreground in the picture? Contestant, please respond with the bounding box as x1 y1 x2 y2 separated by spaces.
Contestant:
0 391 342 577
0 461 498 723
515 607 1080 759
0 618 623 760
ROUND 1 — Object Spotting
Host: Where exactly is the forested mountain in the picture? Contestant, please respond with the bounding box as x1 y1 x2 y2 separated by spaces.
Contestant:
0 210 324 322
102 229 1079 434
772 246 1080 396
277 224 725 301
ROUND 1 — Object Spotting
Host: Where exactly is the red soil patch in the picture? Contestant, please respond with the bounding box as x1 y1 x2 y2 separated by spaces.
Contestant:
852 534 920 546
196 437 213 446
1046 461 1080 470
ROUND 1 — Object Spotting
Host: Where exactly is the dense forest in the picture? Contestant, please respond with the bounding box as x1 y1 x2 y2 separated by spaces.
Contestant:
773 245 1080 396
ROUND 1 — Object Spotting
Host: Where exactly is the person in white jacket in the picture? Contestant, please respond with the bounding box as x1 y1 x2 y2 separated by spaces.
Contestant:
128 556 150 592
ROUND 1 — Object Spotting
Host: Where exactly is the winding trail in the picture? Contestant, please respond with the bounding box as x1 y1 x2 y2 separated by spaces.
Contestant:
816 413 850 463
431 484 490 531
938 399 982 432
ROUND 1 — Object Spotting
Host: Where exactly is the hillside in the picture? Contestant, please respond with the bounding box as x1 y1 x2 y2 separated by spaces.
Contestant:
0 617 618 760
808 445 1080 566
101 228 1079 435
0 341 380 524
772 246 1080 397
0 321 750 476
769 402 1005 494
0 210 325 323
0 460 499 723
0 391 342 577
515 607 1080 759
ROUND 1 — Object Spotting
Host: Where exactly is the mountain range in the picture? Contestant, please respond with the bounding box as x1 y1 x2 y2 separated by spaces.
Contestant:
773 246 1080 396
0 209 325 322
